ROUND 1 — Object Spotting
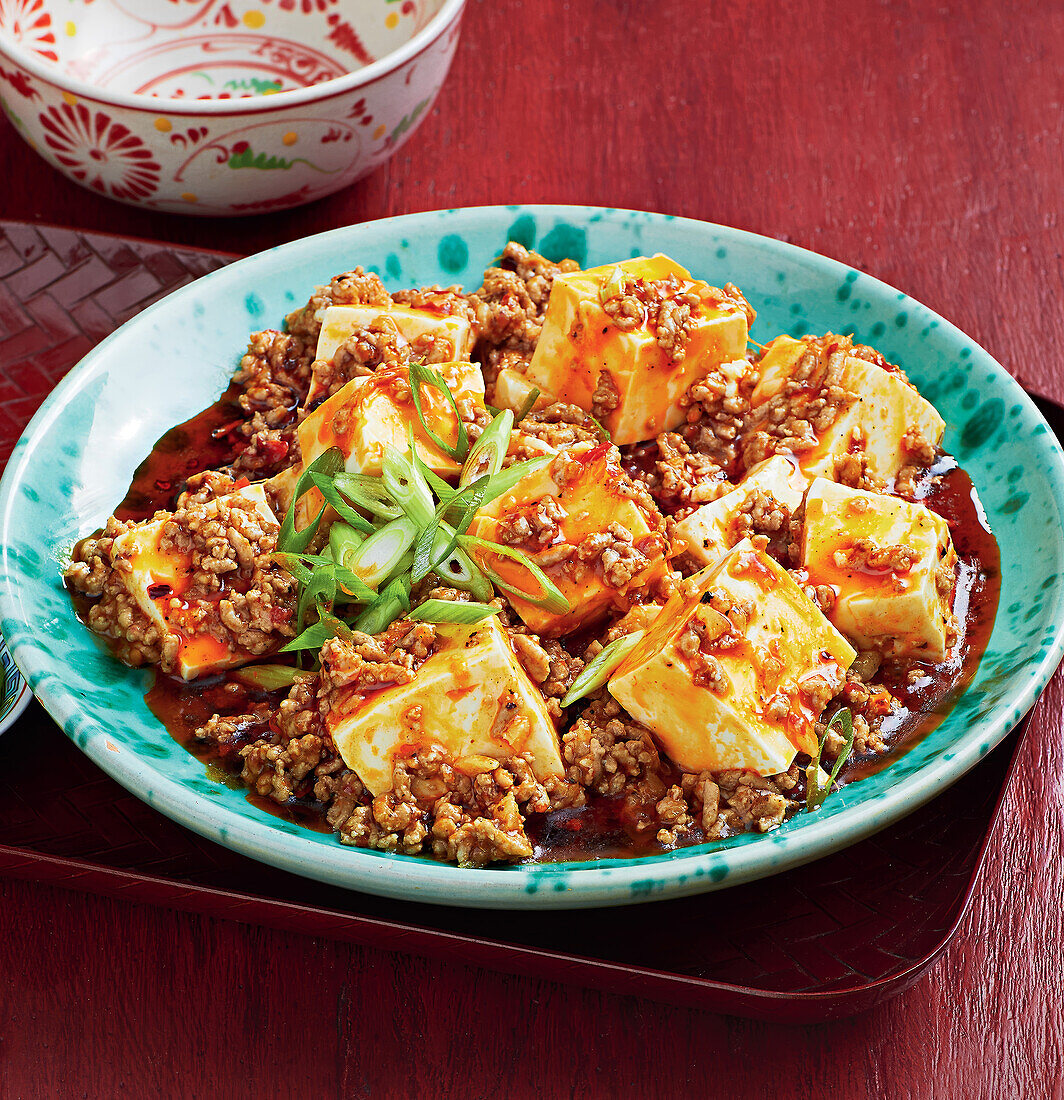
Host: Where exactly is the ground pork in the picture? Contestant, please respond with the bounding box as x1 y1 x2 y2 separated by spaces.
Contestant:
66 487 296 674
307 318 412 406
470 242 579 388
599 274 754 365
516 402 600 452
740 334 859 469
227 329 314 477
330 745 582 867
285 267 391 343
391 284 478 326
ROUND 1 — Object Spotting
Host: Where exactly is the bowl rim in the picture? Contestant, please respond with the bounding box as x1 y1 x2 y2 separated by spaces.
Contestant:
0 0 466 115
2 204 1062 909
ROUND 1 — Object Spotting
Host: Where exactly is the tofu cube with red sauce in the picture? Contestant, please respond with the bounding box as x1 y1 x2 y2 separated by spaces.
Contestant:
801 478 959 661
467 441 670 636
307 303 475 405
524 255 752 445
608 539 856 776
745 335 945 485
670 454 810 568
324 617 564 797
106 482 290 680
298 360 484 479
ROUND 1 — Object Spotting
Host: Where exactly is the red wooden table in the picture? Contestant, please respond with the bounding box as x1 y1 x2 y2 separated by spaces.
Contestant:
2 1 1062 1095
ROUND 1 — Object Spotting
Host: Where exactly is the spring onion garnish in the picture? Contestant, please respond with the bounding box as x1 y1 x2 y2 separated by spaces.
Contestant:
308 470 375 534
281 610 345 654
382 445 435 528
409 600 500 625
598 265 629 305
329 522 366 571
585 412 613 443
411 475 489 583
270 365 585 657
408 361 469 462
560 631 645 707
458 534 571 614
296 563 338 632
477 456 552 509
416 457 458 505
277 447 345 554
806 707 856 812
514 387 541 424
332 473 404 521
459 409 513 487
232 664 305 691
416 524 493 600
349 514 419 588
354 575 411 635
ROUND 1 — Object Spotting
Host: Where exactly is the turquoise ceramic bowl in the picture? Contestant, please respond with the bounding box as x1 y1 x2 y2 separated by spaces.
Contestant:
1 206 1061 909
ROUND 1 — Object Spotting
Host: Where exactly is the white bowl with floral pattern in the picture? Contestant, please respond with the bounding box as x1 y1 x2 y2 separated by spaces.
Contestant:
0 0 465 214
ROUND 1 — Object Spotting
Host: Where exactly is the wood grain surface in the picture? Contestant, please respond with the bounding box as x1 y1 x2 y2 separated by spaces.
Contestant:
1 1 1063 1096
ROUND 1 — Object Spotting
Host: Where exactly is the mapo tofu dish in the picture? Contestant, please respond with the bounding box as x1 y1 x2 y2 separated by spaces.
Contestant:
65 244 999 867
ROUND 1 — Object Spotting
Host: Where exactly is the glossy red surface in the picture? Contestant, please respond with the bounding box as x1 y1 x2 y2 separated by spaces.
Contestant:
2 0 1063 1092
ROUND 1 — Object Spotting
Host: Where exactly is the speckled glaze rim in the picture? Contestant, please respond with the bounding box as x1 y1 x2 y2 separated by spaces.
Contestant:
2 205 1062 910
0 0 467 115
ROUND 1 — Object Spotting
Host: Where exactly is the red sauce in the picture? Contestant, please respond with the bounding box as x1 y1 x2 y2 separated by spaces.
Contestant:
844 459 1000 782
145 669 332 832
115 380 245 522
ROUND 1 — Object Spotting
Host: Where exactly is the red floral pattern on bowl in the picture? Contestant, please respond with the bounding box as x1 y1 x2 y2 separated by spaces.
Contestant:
0 0 464 214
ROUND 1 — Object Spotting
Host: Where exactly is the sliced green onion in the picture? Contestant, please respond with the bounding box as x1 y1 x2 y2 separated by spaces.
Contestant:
382 445 434 528
560 631 645 707
409 600 499 625
514 386 541 425
585 412 613 443
411 475 489 583
308 470 375 534
232 664 304 692
270 551 315 586
458 535 571 614
459 409 513 487
277 448 345 554
318 605 355 641
411 449 458 504
297 564 338 633
428 525 486 592
280 616 340 654
329 522 367 570
806 707 855 812
478 456 552 510
354 575 411 634
350 514 419 588
598 264 628 305
408 361 469 462
332 473 404 521
329 563 377 604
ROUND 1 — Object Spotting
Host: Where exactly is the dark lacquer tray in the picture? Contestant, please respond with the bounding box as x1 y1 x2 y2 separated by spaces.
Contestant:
0 221 1039 1023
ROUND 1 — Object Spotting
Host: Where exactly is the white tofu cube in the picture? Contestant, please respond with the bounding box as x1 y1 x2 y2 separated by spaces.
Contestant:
308 303 475 406
109 483 282 680
297 361 485 479
325 617 563 796
525 255 751 445
467 442 669 636
748 335 944 484
608 539 856 774
671 455 809 567
801 478 958 660
492 366 552 416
